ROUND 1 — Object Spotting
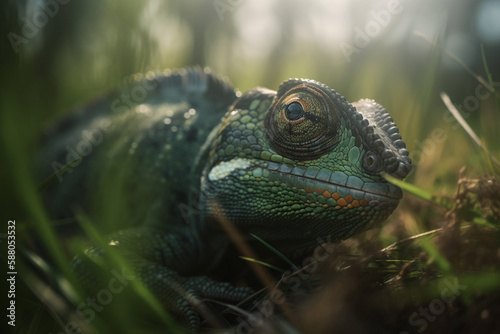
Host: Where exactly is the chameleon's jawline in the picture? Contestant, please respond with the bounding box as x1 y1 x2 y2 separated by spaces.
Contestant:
265 164 403 200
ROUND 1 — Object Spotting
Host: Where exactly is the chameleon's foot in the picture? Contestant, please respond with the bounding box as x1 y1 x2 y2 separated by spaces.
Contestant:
136 263 253 330
175 277 254 330
72 245 253 331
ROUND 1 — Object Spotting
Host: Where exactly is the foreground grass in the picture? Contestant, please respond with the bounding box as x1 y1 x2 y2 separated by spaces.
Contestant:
6 80 500 333
3 3 500 331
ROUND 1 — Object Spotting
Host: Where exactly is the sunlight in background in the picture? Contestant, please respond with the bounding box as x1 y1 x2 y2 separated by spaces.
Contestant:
443 33 477 70
141 0 192 64
233 0 352 58
19 0 494 86
132 0 478 83
13 0 499 188
475 0 500 43
4 2 500 333
234 0 280 59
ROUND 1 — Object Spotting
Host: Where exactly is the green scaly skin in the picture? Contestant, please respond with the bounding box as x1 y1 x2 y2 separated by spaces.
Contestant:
38 68 411 330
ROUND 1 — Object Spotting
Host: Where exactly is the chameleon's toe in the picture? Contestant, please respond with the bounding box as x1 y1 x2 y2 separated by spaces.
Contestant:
176 296 201 330
134 261 254 330
186 276 254 302
178 277 253 329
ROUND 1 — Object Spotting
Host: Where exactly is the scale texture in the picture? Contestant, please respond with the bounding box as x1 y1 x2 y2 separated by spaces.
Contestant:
39 68 411 329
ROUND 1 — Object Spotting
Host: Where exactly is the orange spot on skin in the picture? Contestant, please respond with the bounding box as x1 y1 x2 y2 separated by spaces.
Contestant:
305 188 314 193
335 205 341 210
337 198 347 207
352 200 360 208
256 178 261 181
345 195 353 203
347 204 353 209
332 192 341 200
323 190 331 198
360 199 369 206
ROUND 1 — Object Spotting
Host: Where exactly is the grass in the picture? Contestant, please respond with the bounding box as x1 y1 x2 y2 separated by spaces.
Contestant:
6 62 500 334
3 1 500 333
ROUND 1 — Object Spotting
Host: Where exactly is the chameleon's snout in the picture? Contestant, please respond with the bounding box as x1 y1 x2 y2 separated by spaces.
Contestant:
392 160 412 179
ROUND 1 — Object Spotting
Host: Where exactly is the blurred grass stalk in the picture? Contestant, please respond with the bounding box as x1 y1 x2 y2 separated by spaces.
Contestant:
3 1 500 332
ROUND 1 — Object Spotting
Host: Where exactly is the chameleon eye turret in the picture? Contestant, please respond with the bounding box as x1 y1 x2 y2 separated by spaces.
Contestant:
265 80 339 160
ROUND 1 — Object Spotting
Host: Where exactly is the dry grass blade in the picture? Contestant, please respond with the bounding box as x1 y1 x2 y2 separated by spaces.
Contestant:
345 228 444 270
440 92 500 167
414 30 499 97
240 256 286 273
29 279 97 334
212 202 297 326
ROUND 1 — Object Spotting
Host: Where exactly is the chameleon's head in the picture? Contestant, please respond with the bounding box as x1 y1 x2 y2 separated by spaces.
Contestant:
201 78 411 252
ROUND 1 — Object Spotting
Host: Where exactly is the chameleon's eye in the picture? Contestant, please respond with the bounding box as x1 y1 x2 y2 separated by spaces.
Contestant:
265 81 339 160
285 102 305 121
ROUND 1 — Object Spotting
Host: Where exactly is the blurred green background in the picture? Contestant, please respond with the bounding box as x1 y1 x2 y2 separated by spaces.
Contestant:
1 0 499 331
2 0 499 197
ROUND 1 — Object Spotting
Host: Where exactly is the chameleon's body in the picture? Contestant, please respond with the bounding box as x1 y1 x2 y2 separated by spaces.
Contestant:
39 68 411 329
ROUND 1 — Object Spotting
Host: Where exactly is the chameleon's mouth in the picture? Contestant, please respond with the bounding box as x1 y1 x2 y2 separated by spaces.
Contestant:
265 161 402 210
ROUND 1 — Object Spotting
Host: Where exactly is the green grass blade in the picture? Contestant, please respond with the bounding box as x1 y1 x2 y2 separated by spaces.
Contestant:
0 106 78 288
250 234 298 269
418 237 452 274
457 271 500 298
461 206 500 229
471 216 498 228
480 44 495 88
38 157 82 191
382 173 453 209
76 212 177 329
480 43 500 126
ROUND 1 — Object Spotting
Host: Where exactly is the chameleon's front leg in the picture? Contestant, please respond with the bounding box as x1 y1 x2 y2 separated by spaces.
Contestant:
71 227 253 329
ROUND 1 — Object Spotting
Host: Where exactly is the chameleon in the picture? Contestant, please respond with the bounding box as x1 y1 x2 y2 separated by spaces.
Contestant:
38 67 411 330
